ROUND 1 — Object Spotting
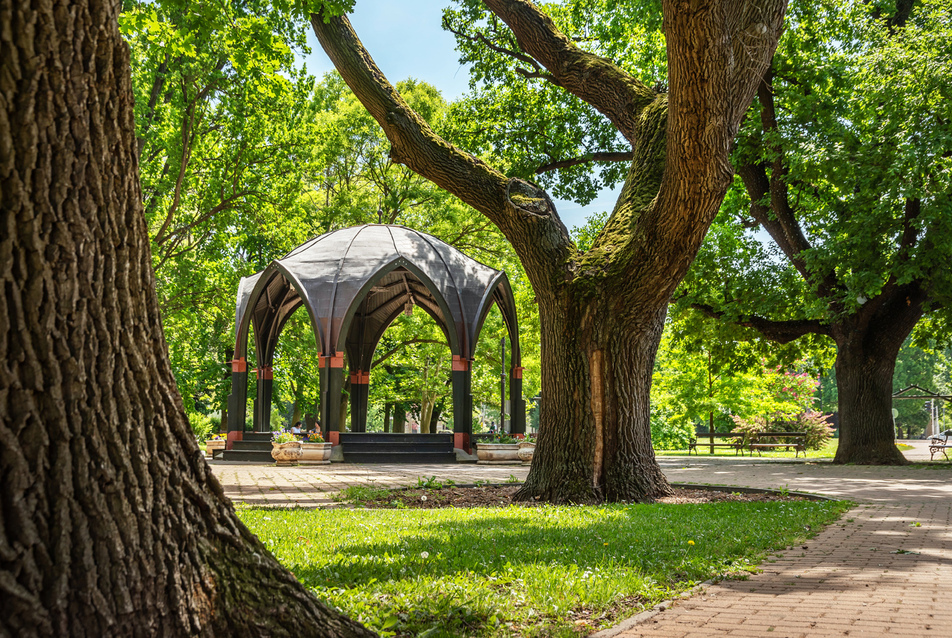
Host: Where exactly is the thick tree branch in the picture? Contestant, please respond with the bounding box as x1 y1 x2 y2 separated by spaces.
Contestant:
310 9 572 274
738 71 840 300
535 151 633 174
481 0 655 144
691 302 830 344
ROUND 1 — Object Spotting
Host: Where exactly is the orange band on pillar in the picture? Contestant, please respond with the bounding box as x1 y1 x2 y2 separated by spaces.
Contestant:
320 354 345 368
349 371 371 384
256 367 272 380
512 367 524 379
231 358 247 373
452 356 470 372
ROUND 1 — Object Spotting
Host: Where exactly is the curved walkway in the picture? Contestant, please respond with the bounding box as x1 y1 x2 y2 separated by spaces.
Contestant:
208 441 952 637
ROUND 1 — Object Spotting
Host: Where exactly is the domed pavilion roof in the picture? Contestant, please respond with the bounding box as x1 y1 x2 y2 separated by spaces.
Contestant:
234 225 519 368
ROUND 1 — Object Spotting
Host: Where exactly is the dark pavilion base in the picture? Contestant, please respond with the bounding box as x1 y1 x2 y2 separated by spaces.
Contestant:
221 432 274 463
338 432 457 464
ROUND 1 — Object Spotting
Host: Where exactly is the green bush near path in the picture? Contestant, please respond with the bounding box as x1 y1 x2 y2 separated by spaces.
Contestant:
239 499 849 637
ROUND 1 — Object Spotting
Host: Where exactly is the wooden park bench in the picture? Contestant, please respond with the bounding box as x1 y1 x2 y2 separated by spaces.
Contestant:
688 432 746 455
929 432 951 461
747 432 807 457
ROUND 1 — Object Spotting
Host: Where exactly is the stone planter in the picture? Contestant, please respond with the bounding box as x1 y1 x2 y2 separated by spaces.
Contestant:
476 442 521 464
205 440 225 458
517 442 535 465
300 442 332 464
271 441 302 466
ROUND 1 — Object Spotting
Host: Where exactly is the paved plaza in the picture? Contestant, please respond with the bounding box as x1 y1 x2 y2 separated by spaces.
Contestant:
208 440 952 637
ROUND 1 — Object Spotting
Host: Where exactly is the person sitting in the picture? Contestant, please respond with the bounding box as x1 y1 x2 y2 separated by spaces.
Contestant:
290 421 302 434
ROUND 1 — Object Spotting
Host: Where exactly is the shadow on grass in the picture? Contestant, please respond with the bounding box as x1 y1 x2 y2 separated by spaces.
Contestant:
279 500 847 590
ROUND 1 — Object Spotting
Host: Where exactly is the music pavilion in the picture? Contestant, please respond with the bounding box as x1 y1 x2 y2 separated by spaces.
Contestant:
225 225 524 462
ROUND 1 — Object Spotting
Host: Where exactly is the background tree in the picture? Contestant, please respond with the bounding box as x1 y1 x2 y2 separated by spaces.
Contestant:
121 0 328 423
680 0 952 464
311 0 788 502
0 0 373 634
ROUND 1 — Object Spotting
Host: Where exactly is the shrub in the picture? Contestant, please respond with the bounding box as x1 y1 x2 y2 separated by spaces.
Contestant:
650 410 694 450
796 412 835 450
730 415 767 447
188 412 214 442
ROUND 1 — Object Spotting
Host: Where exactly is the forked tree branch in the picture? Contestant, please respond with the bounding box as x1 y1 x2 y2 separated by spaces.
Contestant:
691 302 830 344
481 0 655 144
310 9 573 267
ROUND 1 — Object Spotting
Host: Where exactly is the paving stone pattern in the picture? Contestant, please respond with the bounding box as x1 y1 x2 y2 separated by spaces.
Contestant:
208 440 952 637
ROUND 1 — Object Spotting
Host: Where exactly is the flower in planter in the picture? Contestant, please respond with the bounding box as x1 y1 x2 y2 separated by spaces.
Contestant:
302 431 325 443
272 431 299 444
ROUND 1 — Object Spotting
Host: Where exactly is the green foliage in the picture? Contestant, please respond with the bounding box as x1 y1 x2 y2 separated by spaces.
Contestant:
187 411 215 442
239 499 848 636
893 340 952 437
649 408 694 450
442 0 665 205
652 312 825 439
571 211 610 252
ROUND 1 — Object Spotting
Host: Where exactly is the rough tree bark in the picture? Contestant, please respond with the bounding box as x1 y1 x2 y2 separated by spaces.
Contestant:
312 0 787 502
0 1 374 635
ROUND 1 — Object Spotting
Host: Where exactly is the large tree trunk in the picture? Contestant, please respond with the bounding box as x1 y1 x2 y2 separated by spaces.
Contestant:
312 0 786 503
519 296 671 502
831 295 923 465
833 338 907 465
0 2 372 635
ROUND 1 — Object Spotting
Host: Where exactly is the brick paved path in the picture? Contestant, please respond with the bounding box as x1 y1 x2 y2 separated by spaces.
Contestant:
208 440 952 637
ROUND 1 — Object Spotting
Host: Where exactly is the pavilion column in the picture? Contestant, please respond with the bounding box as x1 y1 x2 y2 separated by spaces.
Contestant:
320 352 344 441
349 370 370 433
510 366 526 436
254 366 273 433
226 357 248 449
452 356 473 453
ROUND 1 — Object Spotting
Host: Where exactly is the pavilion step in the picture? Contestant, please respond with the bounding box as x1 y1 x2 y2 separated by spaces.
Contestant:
231 440 272 452
338 433 453 445
338 433 456 463
342 450 458 464
221 449 275 463
242 432 274 443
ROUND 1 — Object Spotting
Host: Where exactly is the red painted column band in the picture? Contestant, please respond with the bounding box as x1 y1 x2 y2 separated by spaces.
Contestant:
320 353 345 368
231 358 247 373
452 355 470 372
349 370 370 384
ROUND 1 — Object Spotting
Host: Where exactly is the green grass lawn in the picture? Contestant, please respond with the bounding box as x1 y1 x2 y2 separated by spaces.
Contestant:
239 498 849 637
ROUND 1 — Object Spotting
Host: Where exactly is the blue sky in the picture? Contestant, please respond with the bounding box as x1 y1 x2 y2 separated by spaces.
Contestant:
302 0 620 232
